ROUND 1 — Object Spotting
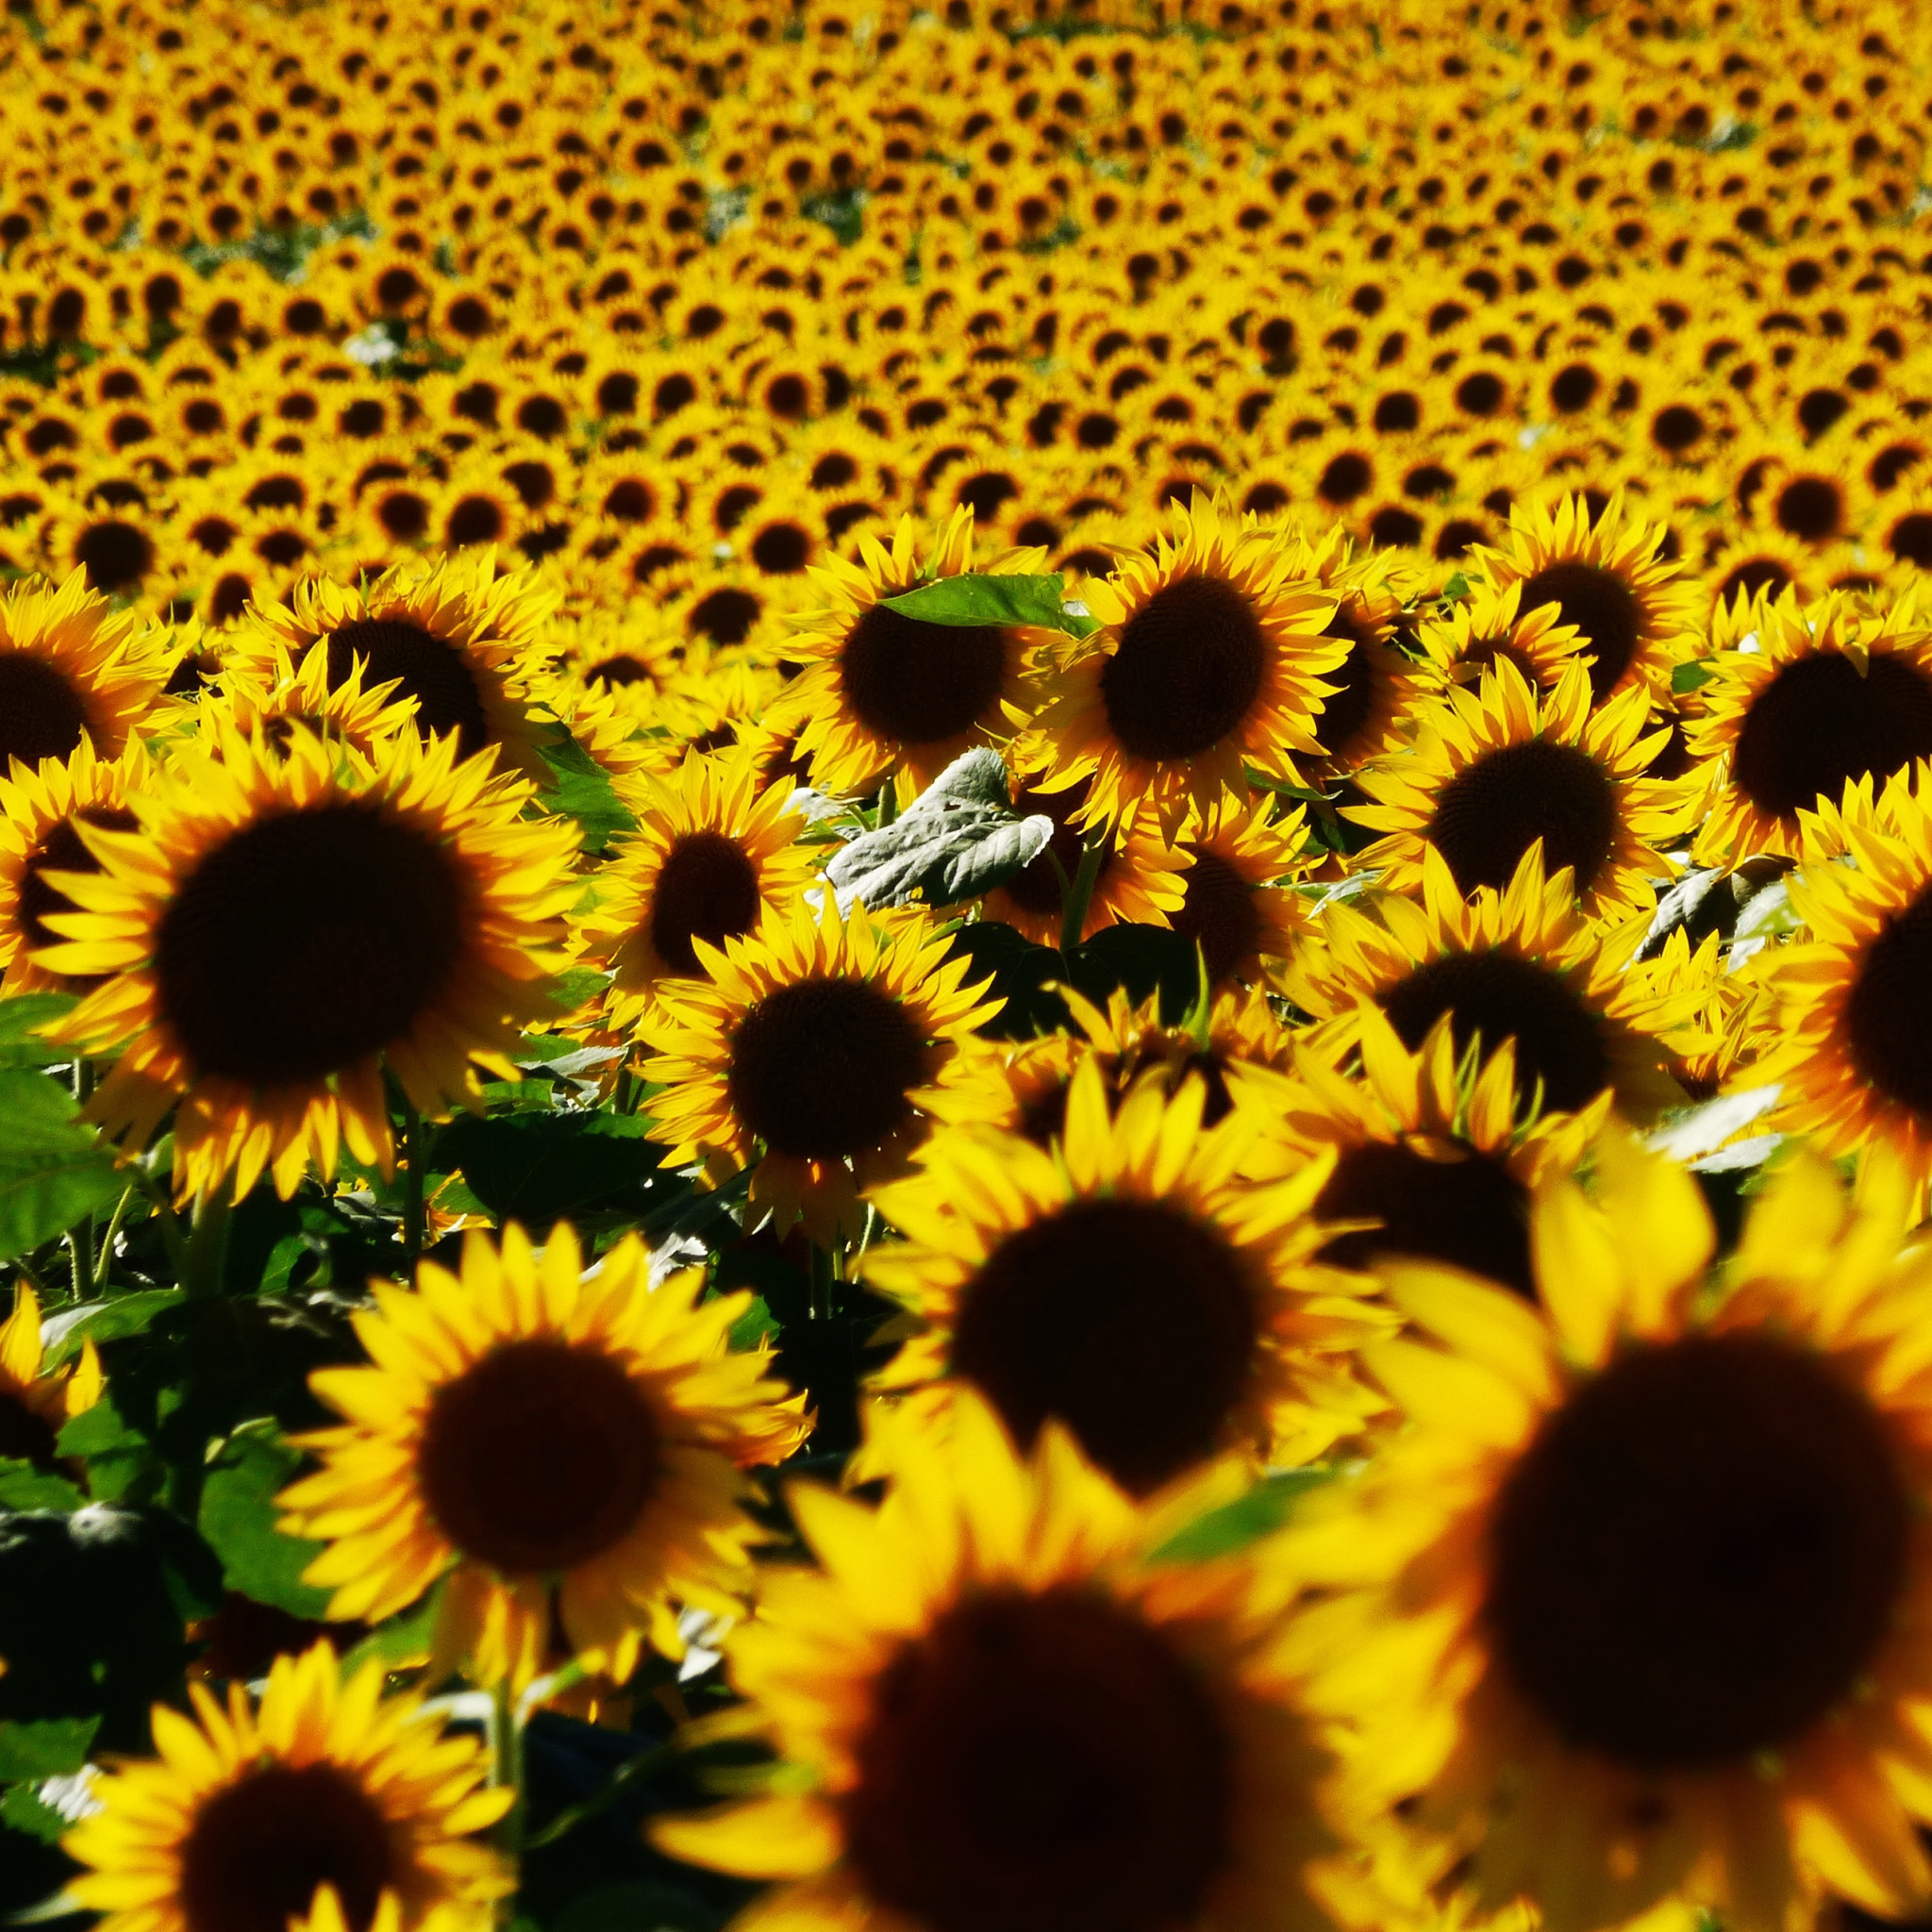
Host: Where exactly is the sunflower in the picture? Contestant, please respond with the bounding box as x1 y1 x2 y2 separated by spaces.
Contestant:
0 568 166 774
0 733 153 996
765 507 1037 796
1172 795 1313 990
581 749 817 1035
1414 579 1595 695
226 551 560 783
279 1223 808 1691
864 1058 1387 1490
652 1392 1348 1932
1752 775 1932 1183
1474 491 1695 708
980 772 1189 946
203 639 427 760
641 899 1002 1242
1689 588 1932 865
1022 491 1345 833
39 721 581 1203
0 1278 102 1468
1282 1133 1932 1932
1349 659 1692 919
62 1640 512 1932
1285 846 1694 1123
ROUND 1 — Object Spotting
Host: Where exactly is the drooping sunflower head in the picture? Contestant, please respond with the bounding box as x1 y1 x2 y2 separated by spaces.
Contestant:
1474 491 1696 708
63 1640 513 1932
281 1222 808 1691
1282 1134 1932 1932
642 898 1003 1242
1414 577 1595 696
770 507 1035 796
654 1393 1348 1932
1023 491 1346 833
866 1058 1389 1492
1349 658 1695 919
228 551 559 782
1689 588 1932 864
582 749 817 1034
0 567 167 774
41 720 582 1202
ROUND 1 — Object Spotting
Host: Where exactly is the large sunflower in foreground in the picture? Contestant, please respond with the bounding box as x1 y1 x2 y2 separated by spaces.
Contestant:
1754 776 1932 1182
0 567 167 773
229 551 559 782
1286 847 1693 1122
1474 491 1695 708
1282 1135 1932 1932
864 1058 1389 1489
582 749 817 1036
63 1641 511 1932
39 722 581 1202
1688 588 1932 864
1349 659 1692 919
1024 491 1344 832
653 1395 1349 1932
770 507 1041 796
279 1223 808 1691
641 899 1001 1241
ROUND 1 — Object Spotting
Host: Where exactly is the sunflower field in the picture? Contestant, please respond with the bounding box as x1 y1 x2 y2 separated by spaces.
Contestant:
10 0 1932 1929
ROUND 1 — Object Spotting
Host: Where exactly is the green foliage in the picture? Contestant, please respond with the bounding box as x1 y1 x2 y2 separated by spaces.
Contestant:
540 734 639 856
0 993 76 1069
0 1069 125 1260
197 1421 332 1619
881 571 1102 639
1151 1469 1335 1562
0 1460 84 1514
0 1716 98 1782
946 918 1202 1040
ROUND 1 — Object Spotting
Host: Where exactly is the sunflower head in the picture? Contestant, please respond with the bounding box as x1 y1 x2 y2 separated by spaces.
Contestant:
202 638 427 760
1415 578 1594 695
1170 794 1314 991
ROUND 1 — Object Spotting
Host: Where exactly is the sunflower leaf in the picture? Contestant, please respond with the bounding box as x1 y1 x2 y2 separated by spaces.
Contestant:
0 1717 97 1783
196 1420 333 1620
0 1071 126 1262
823 749 1054 912
0 994 75 1070
881 572 1100 639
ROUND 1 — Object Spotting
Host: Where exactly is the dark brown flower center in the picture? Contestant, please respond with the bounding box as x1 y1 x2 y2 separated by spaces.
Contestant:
1311 605 1377 763
998 779 1113 918
1845 883 1932 1121
180 1761 395 1932
845 1586 1233 1932
1100 575 1268 761
72 518 153 593
1382 950 1609 1116
0 653 90 773
727 974 928 1158
1316 1139 1533 1295
949 1197 1258 1495
16 806 138 955
417 1337 661 1574
1731 651 1932 824
1171 848 1264 987
1425 741 1620 898
0 1388 58 1467
324 619 491 758
838 603 1008 749
646 830 764 977
1488 1333 1907 1769
585 654 652 690
154 803 468 1087
1515 559 1645 703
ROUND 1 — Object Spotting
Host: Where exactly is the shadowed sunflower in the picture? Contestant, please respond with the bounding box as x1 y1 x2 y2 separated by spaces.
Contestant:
0 568 167 774
1754 776 1932 1182
771 507 1040 796
1474 492 1695 708
279 1223 808 1691
1349 659 1694 919
1172 796 1313 990
642 900 1002 1242
864 1058 1389 1490
1286 847 1694 1123
1689 589 1932 864
204 639 426 760
1415 579 1594 695
229 551 559 783
0 734 151 996
582 750 816 1036
1282 1134 1932 1932
38 722 581 1202
652 1393 1350 1932
1024 492 1344 833
62 1640 511 1932
1289 526 1426 774
0 1279 102 1469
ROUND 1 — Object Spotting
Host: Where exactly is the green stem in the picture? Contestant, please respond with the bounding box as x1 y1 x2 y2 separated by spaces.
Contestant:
808 1241 837 1322
488 1678 525 1921
180 1190 232 1298
68 1059 95 1302
875 777 899 826
93 1182 136 1288
1058 824 1110 954
129 1166 189 1276
398 1091 425 1274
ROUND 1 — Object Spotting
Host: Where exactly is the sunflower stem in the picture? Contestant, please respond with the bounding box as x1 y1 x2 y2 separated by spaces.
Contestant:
129 1164 189 1276
488 1676 525 1917
808 1241 836 1321
875 777 899 826
68 1059 95 1302
399 1091 426 1274
1058 824 1109 954
181 1190 231 1298
93 1181 136 1289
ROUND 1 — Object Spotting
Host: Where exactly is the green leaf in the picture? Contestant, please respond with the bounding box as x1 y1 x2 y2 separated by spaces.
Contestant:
881 571 1098 639
0 992 75 1069
1152 1469 1334 1563
341 1580 443 1674
1439 571 1470 600
1672 658 1716 694
0 1457 83 1512
39 1288 184 1370
1732 875 1799 941
57 1394 158 1502
0 1778 70 1844
0 1070 125 1260
539 734 638 855
436 1109 672 1224
0 1716 97 1782
551 965 615 1017
197 1420 332 1619
551 1878 726 1932
725 1294 779 1351
824 748 1055 913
